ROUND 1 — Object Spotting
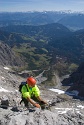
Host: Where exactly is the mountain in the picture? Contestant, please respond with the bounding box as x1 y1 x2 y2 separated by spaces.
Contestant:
0 11 68 26
0 23 71 38
62 62 84 98
0 11 84 30
0 23 72 70
48 29 84 64
58 14 84 30
0 42 24 67
0 23 84 70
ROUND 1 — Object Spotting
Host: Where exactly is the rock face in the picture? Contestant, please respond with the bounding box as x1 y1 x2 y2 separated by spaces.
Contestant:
0 65 84 125
0 42 24 66
62 62 84 97
0 108 84 125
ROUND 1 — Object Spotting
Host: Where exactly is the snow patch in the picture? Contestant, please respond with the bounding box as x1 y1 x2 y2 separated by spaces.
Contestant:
4 67 10 70
49 88 79 97
49 88 65 94
77 105 84 109
0 87 10 92
55 107 79 114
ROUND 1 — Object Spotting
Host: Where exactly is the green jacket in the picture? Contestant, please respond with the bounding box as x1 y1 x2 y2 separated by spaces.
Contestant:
21 84 40 99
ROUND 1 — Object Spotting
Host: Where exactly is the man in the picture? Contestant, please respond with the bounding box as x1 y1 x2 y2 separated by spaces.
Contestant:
21 76 47 108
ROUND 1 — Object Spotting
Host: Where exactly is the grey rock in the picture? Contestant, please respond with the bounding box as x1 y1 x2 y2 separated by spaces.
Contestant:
0 64 84 125
0 42 24 66
1 96 9 109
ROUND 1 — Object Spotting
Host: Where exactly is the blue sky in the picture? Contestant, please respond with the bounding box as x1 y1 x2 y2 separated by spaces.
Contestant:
0 0 84 12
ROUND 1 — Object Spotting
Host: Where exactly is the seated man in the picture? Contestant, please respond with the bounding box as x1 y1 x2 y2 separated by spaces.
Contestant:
21 76 47 108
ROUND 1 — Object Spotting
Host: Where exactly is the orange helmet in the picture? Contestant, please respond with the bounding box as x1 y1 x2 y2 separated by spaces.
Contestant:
27 77 36 86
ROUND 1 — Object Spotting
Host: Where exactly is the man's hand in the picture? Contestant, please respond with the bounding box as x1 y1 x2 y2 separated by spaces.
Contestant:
41 101 47 104
35 103 40 108
27 97 40 108
37 96 48 105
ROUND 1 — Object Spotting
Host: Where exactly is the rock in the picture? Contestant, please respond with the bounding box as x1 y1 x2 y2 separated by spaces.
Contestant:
62 62 84 98
0 42 24 66
11 106 19 112
0 62 84 125
1 96 9 109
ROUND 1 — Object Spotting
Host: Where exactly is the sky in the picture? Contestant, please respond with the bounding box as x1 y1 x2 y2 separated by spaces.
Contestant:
0 0 84 12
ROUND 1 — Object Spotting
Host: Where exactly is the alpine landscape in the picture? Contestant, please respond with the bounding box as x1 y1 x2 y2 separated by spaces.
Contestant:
0 11 84 125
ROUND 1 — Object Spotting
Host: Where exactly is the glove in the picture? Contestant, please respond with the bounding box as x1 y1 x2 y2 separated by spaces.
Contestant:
35 103 40 108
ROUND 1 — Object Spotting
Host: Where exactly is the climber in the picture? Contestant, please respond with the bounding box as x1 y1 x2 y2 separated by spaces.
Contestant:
21 76 47 108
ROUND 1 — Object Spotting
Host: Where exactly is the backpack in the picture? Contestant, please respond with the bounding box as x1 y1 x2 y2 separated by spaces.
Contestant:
19 82 28 93
19 82 29 105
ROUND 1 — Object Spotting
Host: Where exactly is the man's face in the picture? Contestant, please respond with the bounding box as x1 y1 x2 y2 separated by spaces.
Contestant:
28 82 35 88
28 84 35 88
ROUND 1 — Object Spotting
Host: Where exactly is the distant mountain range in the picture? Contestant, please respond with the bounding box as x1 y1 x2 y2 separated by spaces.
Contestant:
0 11 84 30
58 14 84 30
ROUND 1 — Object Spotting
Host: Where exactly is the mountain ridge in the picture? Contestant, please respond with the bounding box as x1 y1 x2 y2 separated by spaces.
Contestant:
0 11 84 30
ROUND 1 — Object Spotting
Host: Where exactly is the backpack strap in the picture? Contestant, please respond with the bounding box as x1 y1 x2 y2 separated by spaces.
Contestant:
25 84 29 92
